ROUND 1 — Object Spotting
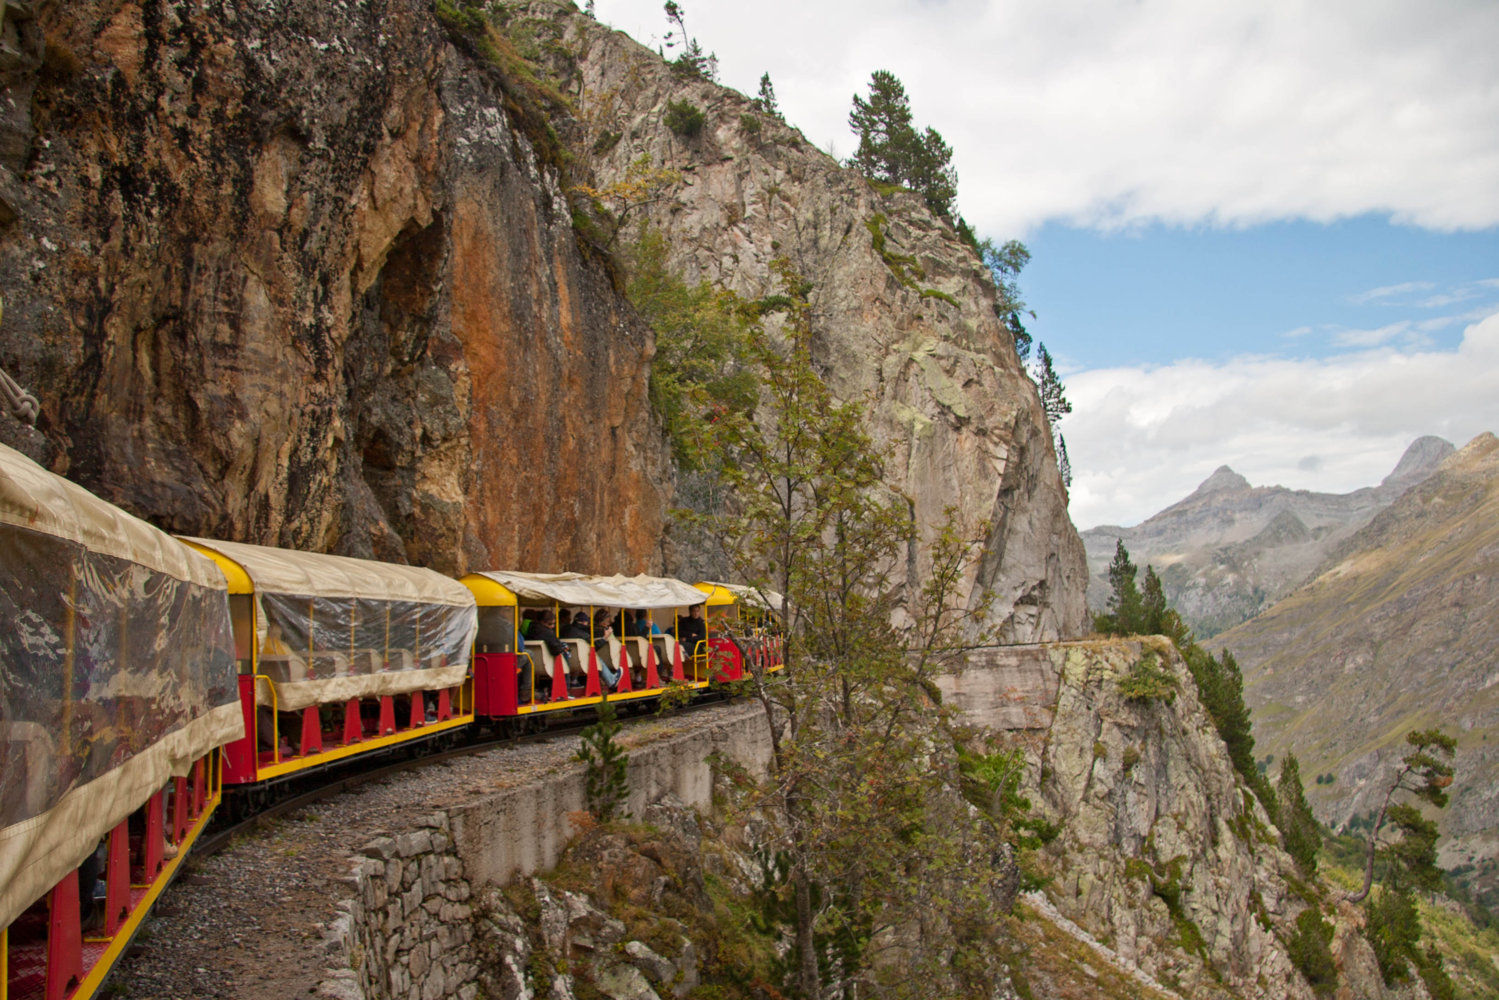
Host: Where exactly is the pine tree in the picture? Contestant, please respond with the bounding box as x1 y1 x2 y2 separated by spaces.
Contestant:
1057 433 1072 489
1277 753 1321 875
1202 649 1258 785
753 72 782 120
847 71 958 218
662 2 716 81
1346 729 1456 904
1140 565 1167 635
848 70 914 182
576 699 630 821
1095 540 1143 635
1034 343 1071 426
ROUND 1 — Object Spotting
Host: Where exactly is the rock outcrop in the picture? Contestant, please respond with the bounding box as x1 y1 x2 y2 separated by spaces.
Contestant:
1017 639 1316 999
1215 433 1499 885
497 1 1086 640
0 0 670 573
1083 436 1453 636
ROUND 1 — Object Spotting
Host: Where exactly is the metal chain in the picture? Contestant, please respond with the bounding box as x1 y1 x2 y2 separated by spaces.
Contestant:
0 295 40 425
1 364 38 424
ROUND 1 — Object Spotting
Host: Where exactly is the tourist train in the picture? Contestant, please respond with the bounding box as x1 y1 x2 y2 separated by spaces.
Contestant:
0 441 782 1000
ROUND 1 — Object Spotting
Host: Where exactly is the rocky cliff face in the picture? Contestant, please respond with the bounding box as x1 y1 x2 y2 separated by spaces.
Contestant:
1016 639 1314 999
494 1 1086 640
0 1 1084 642
1215 433 1499 877
1082 437 1453 636
0 0 671 573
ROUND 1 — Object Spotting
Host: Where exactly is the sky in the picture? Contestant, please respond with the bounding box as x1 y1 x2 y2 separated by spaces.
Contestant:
593 0 1499 528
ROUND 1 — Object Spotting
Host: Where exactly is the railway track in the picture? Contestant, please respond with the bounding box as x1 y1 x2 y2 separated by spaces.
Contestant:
193 694 726 861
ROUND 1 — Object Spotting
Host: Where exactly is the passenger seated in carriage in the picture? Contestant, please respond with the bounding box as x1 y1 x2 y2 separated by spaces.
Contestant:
671 603 707 652
530 609 580 687
591 609 623 690
560 611 591 640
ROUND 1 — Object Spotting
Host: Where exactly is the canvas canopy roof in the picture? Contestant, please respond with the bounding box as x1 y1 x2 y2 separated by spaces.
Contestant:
0 443 226 590
1 443 240 931
186 537 474 607
698 581 785 614
476 571 706 609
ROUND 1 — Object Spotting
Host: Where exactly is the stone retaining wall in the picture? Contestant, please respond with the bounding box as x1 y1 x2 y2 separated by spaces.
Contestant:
315 703 774 1000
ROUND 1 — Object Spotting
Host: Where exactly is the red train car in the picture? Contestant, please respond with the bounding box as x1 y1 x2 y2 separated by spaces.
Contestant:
464 571 731 717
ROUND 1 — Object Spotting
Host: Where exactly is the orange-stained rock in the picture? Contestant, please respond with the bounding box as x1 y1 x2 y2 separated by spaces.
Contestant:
0 0 670 575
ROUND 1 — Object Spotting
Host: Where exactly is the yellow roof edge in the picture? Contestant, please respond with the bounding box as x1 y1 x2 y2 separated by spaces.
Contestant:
182 538 253 594
460 572 518 607
693 582 736 607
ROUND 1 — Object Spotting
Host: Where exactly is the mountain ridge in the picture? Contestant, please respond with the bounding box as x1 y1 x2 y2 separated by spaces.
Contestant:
1211 432 1499 880
1082 436 1454 635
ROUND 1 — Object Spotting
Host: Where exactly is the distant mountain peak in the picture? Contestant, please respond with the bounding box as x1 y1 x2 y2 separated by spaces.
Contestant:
1382 435 1455 489
1191 465 1251 496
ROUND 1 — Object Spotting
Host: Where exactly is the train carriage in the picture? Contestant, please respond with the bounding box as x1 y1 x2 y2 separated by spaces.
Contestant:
693 581 787 676
0 443 240 1000
463 571 724 717
180 539 478 785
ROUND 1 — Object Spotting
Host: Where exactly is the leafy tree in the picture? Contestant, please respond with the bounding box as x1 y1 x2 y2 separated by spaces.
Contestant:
570 155 682 248
625 226 757 468
1346 728 1456 903
1277 753 1321 876
689 259 1013 998
753 71 782 120
977 238 1033 361
662 1 717 81
848 70 959 219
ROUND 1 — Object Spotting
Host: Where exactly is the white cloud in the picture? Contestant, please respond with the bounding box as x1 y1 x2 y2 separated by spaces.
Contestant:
1061 310 1499 528
1352 281 1435 304
595 0 1499 237
1330 322 1409 348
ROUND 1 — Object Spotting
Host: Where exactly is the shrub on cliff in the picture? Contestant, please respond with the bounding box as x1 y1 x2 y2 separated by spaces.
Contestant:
1118 652 1177 705
1288 907 1338 997
665 99 705 137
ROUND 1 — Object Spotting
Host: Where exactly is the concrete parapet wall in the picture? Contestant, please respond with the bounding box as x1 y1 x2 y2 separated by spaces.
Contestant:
450 702 772 890
936 644 1063 731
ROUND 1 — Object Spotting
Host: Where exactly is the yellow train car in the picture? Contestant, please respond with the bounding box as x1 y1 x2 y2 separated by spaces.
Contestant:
182 539 477 785
694 581 786 676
